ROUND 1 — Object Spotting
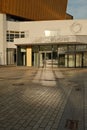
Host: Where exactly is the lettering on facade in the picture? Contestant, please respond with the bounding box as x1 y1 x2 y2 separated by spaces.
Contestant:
34 35 76 44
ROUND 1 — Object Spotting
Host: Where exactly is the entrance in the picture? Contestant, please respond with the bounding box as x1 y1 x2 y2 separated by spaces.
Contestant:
17 46 26 66
39 52 52 67
31 45 87 68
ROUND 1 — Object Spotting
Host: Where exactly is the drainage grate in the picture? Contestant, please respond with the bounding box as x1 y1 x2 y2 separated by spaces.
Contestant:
75 88 81 91
12 83 24 86
44 79 55 81
65 119 79 129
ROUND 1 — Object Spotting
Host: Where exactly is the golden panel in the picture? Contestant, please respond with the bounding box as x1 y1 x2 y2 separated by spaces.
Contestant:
0 0 68 20
26 47 32 67
0 0 2 11
66 13 73 19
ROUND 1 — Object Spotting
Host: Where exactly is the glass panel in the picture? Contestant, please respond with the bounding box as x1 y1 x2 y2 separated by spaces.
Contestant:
17 47 26 66
21 34 25 38
15 32 19 38
68 54 75 67
39 52 45 67
39 52 52 68
10 39 14 42
7 34 10 42
68 45 75 52
52 45 58 51
76 45 87 51
7 48 16 65
76 54 82 67
65 55 68 67
83 53 87 67
34 53 39 67
10 34 14 38
58 46 67 54
20 32 25 38
46 53 52 67
32 46 39 52
22 53 26 66
40 45 52 51
52 52 58 67
58 54 65 67
10 31 14 33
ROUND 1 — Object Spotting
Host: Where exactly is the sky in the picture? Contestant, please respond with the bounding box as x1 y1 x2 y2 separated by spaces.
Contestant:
67 0 87 19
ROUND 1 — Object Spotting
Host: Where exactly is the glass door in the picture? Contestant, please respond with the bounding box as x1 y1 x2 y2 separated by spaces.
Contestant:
39 52 45 67
46 52 52 67
52 51 58 67
21 52 26 66
58 54 65 67
39 52 52 68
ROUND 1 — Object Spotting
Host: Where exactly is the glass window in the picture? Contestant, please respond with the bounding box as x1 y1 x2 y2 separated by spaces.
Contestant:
76 45 87 51
58 46 67 54
10 34 14 38
52 45 58 51
6 30 25 42
68 45 75 51
15 32 19 38
32 46 39 52
40 45 52 51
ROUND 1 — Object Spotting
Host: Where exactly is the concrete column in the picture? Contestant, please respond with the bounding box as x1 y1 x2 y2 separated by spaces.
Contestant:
26 47 32 66
0 14 7 65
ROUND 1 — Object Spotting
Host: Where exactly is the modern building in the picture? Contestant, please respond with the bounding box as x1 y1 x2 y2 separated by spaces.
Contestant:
14 20 87 68
0 0 87 68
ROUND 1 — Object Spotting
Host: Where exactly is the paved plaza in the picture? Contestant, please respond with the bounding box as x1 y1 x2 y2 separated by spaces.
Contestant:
0 66 87 130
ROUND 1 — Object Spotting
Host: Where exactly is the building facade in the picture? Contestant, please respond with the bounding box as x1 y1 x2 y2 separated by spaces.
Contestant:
1 17 86 68
0 13 87 67
1 0 87 68
14 20 87 68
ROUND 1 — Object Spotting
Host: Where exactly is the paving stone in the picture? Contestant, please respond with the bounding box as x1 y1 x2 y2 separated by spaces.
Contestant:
51 123 58 129
0 128 4 130
50 129 57 130
45 125 52 130
24 126 32 130
22 120 31 128
37 128 45 130
40 121 48 128
29 121 37 127
32 128 38 130
33 124 40 129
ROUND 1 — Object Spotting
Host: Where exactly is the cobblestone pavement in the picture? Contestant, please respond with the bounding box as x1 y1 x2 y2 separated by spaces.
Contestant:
0 67 87 130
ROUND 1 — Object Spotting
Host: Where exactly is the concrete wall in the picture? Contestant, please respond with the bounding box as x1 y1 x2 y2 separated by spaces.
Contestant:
19 20 87 36
7 21 20 48
14 19 87 45
0 14 7 65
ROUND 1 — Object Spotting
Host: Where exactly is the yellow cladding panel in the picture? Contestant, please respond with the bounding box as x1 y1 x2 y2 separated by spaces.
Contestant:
0 0 68 20
26 47 32 67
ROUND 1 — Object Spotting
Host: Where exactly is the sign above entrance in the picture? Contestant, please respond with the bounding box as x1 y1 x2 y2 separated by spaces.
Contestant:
34 35 76 44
